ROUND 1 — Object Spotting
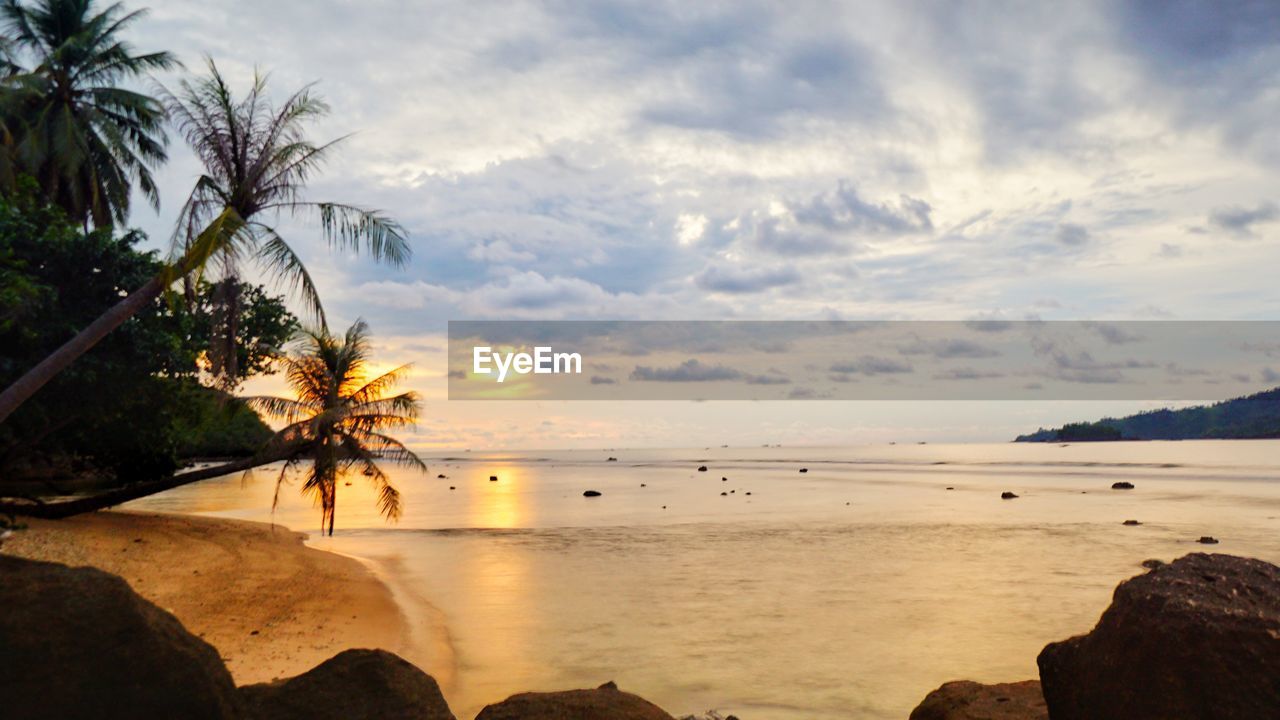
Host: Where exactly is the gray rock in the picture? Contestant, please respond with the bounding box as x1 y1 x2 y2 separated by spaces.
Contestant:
475 681 675 720
240 649 454 720
909 680 1047 720
1038 553 1280 720
0 555 241 720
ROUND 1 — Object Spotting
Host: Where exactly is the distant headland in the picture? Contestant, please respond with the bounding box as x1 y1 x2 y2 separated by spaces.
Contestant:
1015 387 1280 442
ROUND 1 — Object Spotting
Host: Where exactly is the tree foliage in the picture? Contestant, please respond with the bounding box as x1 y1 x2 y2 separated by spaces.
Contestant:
0 0 176 227
0 187 295 485
1016 387 1280 442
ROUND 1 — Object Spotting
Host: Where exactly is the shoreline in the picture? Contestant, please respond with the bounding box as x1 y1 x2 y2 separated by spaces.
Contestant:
3 510 413 686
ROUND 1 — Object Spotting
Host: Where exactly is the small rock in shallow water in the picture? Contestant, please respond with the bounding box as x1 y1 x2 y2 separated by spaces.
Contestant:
1001 491 1019 499
583 490 602 497
1142 559 1165 570
1123 520 1141 526
437 474 446 478
1198 536 1220 544
697 466 708 472
489 475 498 482
799 468 808 473
1111 481 1135 490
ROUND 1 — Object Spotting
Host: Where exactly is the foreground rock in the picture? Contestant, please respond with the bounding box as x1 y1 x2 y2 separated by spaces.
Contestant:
0 555 242 719
240 649 454 720
909 680 1046 720
1038 553 1280 719
476 681 676 720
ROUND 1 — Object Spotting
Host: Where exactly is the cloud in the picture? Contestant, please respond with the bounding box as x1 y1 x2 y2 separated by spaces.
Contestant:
1209 202 1278 237
745 372 791 385
630 359 743 382
791 181 933 235
1262 367 1280 385
933 368 1005 380
1055 223 1089 246
829 356 914 376
897 337 1001 359
1085 322 1145 345
589 375 617 384
695 262 801 293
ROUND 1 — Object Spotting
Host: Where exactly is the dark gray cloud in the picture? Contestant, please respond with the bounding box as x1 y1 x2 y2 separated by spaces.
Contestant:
750 217 851 257
695 263 802 293
630 359 742 382
589 375 617 385
745 372 791 385
1055 223 1089 246
829 356 914 376
791 181 933 235
1262 367 1280 384
898 338 1001 359
1085 322 1145 345
933 368 1005 381
1209 202 1277 237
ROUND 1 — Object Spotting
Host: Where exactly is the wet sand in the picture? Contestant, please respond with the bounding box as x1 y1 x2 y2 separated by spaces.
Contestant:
4 511 409 685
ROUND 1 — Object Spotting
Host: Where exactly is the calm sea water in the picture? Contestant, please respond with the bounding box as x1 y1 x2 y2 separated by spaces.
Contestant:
129 441 1280 719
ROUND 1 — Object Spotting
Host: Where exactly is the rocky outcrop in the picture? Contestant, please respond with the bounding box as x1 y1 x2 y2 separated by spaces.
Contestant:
0 555 242 719
240 649 455 720
1038 553 1280 720
908 680 1047 720
475 681 676 720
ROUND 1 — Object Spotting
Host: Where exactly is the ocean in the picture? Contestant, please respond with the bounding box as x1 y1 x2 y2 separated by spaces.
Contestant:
128 441 1280 719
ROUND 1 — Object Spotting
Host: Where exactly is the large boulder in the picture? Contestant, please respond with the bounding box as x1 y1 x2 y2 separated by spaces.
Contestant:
475 681 675 720
1038 553 1280 720
240 648 454 720
908 680 1047 720
0 555 241 719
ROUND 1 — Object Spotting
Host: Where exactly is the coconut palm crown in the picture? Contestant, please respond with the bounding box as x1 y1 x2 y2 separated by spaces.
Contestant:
248 320 425 536
0 0 176 227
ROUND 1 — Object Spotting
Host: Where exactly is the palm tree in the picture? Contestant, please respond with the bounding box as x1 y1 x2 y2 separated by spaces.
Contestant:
248 320 425 535
0 60 410 423
0 0 175 228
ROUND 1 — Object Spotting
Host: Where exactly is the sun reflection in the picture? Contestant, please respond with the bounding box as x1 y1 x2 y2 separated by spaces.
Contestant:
469 464 527 529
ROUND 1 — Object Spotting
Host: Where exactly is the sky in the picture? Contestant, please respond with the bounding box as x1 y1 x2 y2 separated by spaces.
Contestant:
120 1 1280 449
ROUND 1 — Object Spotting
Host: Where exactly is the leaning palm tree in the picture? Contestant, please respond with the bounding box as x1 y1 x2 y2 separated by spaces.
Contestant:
248 320 425 536
0 0 175 227
0 60 410 422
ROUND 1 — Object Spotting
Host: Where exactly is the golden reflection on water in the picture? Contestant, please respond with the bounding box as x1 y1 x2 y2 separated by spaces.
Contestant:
468 464 527 529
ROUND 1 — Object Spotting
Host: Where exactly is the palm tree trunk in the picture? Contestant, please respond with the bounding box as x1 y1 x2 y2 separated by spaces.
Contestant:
0 275 165 425
0 452 285 519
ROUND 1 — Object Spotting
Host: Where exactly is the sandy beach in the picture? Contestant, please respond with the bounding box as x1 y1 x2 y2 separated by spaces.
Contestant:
4 511 409 685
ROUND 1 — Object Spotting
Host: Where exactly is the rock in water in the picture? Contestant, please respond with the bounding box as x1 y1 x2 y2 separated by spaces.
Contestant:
697 466 708 472
475 681 676 720
240 649 455 720
909 680 1047 720
1037 553 1280 719
1001 491 1019 499
1111 481 1135 490
0 555 241 719
583 490 602 497
1198 536 1220 544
